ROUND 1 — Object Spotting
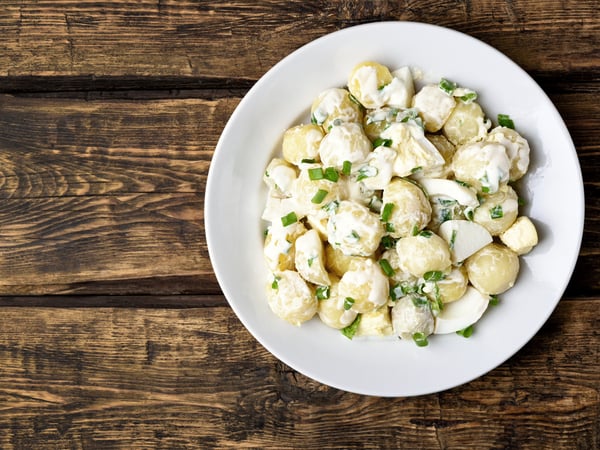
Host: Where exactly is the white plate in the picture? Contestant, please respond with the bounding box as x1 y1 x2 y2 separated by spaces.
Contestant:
205 22 584 396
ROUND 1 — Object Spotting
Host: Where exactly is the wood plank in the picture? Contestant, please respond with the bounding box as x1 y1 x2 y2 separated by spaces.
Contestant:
0 299 597 449
0 0 597 89
0 94 239 294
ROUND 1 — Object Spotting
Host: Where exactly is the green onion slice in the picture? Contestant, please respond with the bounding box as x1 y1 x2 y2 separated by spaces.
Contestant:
380 235 397 249
373 137 392 148
324 167 339 182
316 285 330 300
381 202 395 223
412 332 429 347
489 295 500 306
424 270 445 282
379 259 395 277
498 114 515 129
343 297 355 310
308 167 324 180
456 325 474 338
439 78 457 95
341 314 362 340
280 211 298 227
342 160 352 176
311 189 329 204
490 205 504 219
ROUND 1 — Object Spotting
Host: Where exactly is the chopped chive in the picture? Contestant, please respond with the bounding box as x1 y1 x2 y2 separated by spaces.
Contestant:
357 165 378 181
449 229 458 250
489 295 500 306
307 256 316 267
301 158 316 164
481 186 490 194
381 202 395 223
419 230 433 238
316 285 330 300
385 222 395 233
271 276 280 289
424 270 445 282
459 91 478 103
280 211 298 227
341 314 362 339
379 259 395 277
310 114 318 125
454 179 471 187
308 167 324 180
348 93 363 108
412 332 429 347
411 224 420 236
324 167 339 182
322 200 339 214
348 230 360 242
373 137 392 148
456 325 474 338
311 189 329 204
342 160 352 176
498 114 515 129
343 297 355 310
411 166 422 174
490 205 504 219
411 295 429 308
439 78 457 95
380 235 397 249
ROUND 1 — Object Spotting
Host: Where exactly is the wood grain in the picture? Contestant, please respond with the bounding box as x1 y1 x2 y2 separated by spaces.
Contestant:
0 0 598 91
0 299 597 449
0 94 238 294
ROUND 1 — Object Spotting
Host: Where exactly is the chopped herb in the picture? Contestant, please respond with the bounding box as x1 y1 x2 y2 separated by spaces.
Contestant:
459 91 478 103
439 78 457 95
438 198 457 207
280 211 298 227
385 222 395 233
380 235 397 249
481 186 490 194
489 295 500 306
498 113 515 129
379 259 395 277
411 166 423 174
411 224 420 236
348 93 363 108
411 295 429 308
518 197 526 207
381 202 395 222
419 230 433 238
399 108 419 122
368 195 383 213
301 158 316 164
311 189 329 204
456 325 474 338
343 297 355 310
465 208 475 221
308 167 324 180
412 332 429 347
449 229 458 250
271 276 280 290
324 167 339 182
424 270 445 282
390 284 403 301
342 314 362 339
440 208 452 223
342 160 352 176
322 200 339 214
307 256 316 267
348 230 360 242
310 114 318 125
357 165 378 181
373 137 393 147
430 295 444 315
316 285 330 300
454 179 471 187
490 205 504 219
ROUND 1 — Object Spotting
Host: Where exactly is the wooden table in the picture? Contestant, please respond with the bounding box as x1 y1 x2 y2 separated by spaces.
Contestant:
0 2 597 448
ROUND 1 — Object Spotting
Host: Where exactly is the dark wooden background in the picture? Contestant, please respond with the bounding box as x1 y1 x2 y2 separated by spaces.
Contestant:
0 1 598 449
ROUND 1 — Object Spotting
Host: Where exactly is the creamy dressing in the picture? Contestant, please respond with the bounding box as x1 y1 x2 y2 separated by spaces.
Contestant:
319 122 371 167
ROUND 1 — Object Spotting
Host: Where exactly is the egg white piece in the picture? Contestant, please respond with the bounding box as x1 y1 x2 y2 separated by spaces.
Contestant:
434 286 489 334
438 219 492 263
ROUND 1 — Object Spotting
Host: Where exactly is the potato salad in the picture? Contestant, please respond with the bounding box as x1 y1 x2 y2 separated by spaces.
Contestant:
262 61 538 346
